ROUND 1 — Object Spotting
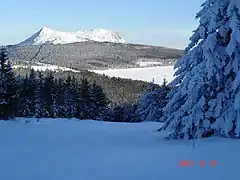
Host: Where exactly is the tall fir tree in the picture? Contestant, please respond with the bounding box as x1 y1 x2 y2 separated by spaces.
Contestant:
0 49 18 119
160 0 240 139
55 77 66 118
63 75 76 118
15 70 37 117
21 74 30 117
24 69 37 117
42 72 55 117
78 78 92 119
34 71 45 118
89 81 109 120
137 79 170 122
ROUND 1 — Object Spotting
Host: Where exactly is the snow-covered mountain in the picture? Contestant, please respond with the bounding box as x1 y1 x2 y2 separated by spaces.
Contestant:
18 27 125 45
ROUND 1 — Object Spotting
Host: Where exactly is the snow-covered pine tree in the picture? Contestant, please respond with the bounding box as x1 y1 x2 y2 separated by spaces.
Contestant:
63 75 77 118
122 103 140 122
0 50 8 119
63 75 72 118
112 105 124 122
102 107 115 122
21 74 31 117
71 76 81 118
52 101 59 118
27 69 37 116
5 61 18 118
55 77 66 118
34 71 45 119
0 49 18 119
34 85 42 119
89 81 109 120
42 72 55 117
15 75 24 117
160 0 240 139
137 79 170 122
78 78 92 119
16 71 35 118
110 103 140 122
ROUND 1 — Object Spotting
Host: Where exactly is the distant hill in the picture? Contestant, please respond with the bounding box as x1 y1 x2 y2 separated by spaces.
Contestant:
6 41 183 70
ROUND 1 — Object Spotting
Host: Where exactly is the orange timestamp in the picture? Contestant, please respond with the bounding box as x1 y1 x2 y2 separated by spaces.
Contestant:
179 160 217 167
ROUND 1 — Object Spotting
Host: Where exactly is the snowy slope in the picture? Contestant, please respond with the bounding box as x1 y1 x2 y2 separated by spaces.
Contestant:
92 66 175 85
18 27 125 45
0 118 238 180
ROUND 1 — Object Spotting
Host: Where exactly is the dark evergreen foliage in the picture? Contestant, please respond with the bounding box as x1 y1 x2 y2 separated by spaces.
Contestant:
0 49 18 119
0 50 171 122
0 51 111 120
111 103 141 122
15 73 110 120
14 67 149 105
136 79 171 122
89 81 110 120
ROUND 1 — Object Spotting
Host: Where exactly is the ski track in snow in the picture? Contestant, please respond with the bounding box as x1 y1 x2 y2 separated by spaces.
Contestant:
0 118 238 180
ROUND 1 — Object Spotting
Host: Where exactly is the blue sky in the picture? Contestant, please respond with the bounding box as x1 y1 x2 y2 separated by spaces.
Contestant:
2 0 204 49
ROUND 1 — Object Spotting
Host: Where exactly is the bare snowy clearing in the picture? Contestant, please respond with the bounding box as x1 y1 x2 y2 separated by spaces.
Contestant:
13 62 80 73
0 118 237 180
92 66 174 84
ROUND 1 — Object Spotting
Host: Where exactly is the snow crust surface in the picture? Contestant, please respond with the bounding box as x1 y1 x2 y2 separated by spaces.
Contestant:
0 118 238 180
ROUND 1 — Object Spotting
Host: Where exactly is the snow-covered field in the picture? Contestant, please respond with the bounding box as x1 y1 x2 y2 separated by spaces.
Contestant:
137 61 164 67
13 62 80 73
93 66 175 85
13 60 174 85
0 118 238 180
14 62 174 85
